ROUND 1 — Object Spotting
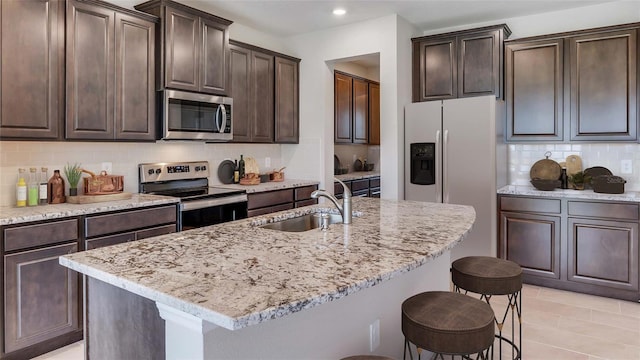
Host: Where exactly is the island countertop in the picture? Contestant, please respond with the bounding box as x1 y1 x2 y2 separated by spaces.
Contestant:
60 197 475 331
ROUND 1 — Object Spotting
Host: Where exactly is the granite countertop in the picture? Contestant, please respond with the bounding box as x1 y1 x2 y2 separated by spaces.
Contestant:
215 179 319 193
60 197 475 331
335 171 380 182
0 194 180 226
498 185 640 203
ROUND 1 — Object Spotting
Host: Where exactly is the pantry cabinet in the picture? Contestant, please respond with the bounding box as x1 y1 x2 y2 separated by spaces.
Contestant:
498 194 640 301
0 0 65 140
66 0 157 141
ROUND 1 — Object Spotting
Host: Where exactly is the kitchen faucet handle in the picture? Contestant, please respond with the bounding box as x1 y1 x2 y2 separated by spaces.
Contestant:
334 178 351 197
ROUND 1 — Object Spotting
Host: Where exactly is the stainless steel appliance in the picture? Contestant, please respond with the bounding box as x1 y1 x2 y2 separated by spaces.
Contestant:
162 89 233 141
404 95 506 260
139 161 247 231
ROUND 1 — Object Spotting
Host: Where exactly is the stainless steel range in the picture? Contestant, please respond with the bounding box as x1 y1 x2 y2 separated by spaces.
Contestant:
139 161 247 231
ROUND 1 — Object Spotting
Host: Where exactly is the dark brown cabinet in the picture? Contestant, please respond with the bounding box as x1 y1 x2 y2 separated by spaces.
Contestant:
2 219 81 358
247 185 318 217
412 24 510 102
499 195 640 301
505 23 639 142
0 0 65 140
334 176 380 199
66 0 156 141
368 82 380 145
230 43 274 143
135 0 231 96
334 71 379 144
505 38 564 141
275 56 299 143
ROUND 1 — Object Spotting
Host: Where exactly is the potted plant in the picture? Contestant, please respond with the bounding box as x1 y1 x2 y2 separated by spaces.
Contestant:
64 162 82 196
568 171 591 190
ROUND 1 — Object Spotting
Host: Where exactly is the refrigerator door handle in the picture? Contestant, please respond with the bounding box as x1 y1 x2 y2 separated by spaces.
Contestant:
443 129 449 203
435 129 442 203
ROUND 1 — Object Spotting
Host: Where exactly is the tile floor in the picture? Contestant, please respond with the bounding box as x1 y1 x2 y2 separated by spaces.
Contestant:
33 284 640 359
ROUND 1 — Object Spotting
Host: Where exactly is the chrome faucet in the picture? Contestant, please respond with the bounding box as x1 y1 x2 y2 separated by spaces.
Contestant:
311 178 352 224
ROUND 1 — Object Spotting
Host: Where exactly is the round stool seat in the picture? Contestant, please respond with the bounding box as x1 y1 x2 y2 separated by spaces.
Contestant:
340 356 395 360
452 256 523 295
402 291 494 355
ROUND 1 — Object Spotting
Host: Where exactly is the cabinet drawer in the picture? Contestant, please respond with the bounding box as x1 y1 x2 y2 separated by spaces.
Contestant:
334 181 346 195
500 196 561 214
247 189 293 210
4 219 78 252
568 201 639 221
85 205 177 238
295 199 318 208
86 232 134 250
137 224 176 240
248 203 294 217
351 179 369 192
369 177 380 188
295 185 318 201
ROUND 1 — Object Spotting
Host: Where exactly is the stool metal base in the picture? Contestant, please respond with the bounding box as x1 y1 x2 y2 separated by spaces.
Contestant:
404 339 492 360
454 286 522 360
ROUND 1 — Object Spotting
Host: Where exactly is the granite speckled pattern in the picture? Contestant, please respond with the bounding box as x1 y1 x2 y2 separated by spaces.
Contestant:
335 172 380 181
0 194 179 226
498 185 640 203
60 197 475 331
215 179 319 193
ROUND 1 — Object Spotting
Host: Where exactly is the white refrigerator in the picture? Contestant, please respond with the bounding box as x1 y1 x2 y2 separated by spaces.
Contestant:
404 95 506 261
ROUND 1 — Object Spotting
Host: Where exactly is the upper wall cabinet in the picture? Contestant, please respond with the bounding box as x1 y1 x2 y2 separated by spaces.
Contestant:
274 56 299 143
0 0 65 140
412 24 511 102
135 0 232 96
66 0 157 141
368 82 380 145
505 23 639 142
334 71 379 144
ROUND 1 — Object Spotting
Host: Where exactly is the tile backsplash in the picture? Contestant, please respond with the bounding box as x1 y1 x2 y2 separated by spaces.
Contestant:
0 141 283 207
334 144 380 173
508 143 640 191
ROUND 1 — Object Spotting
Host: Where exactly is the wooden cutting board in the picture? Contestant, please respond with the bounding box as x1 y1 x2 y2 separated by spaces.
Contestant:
565 155 583 176
67 192 132 204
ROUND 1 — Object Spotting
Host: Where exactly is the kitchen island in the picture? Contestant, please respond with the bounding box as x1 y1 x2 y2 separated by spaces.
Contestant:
60 197 475 359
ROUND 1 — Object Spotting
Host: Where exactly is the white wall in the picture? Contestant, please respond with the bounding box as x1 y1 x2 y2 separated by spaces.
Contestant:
283 14 419 199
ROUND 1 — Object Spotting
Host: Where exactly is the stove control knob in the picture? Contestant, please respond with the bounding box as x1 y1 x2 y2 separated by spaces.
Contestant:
201 165 207 171
195 166 201 172
148 169 154 175
155 168 161 174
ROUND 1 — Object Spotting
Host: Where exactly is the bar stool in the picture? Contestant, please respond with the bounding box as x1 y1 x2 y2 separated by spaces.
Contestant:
451 256 522 360
402 291 494 360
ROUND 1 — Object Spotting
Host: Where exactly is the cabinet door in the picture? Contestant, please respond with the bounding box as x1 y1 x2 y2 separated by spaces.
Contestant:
4 243 80 353
569 29 637 141
250 50 274 142
352 78 369 144
164 6 199 92
568 218 638 291
413 37 456 101
275 57 299 143
114 13 155 140
200 17 228 95
334 72 353 143
368 82 380 145
457 30 499 98
229 44 251 142
66 0 115 140
499 212 561 279
505 39 564 141
0 0 64 139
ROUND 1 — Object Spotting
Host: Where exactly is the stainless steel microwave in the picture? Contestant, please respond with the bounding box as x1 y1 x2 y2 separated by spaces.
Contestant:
162 89 233 141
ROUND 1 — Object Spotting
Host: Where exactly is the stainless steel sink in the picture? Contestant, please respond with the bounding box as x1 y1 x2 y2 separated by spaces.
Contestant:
260 213 343 232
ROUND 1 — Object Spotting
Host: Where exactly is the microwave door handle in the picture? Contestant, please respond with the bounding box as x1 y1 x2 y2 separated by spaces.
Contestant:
215 104 226 133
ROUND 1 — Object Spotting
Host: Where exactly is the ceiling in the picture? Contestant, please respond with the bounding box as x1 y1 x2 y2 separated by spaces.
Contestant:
115 0 616 38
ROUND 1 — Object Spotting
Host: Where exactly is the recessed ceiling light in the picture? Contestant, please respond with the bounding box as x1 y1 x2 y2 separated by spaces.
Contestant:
333 8 346 16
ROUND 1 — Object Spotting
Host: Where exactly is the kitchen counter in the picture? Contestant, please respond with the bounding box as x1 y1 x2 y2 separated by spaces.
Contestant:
215 178 319 193
60 197 474 358
335 171 380 181
0 194 179 226
498 185 640 202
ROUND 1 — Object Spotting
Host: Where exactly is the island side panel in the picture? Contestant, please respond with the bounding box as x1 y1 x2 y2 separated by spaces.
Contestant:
86 277 165 360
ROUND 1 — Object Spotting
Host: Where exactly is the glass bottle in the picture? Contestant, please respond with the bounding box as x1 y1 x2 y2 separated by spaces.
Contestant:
16 168 27 207
239 155 245 179
27 168 39 206
560 168 568 189
48 169 66 204
39 168 49 205
233 160 240 184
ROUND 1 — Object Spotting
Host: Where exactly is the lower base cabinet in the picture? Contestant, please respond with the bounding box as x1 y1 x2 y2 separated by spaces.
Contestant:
335 176 380 199
247 185 318 217
499 195 640 301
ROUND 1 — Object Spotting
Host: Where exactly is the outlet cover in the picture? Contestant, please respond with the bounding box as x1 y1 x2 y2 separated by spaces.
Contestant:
265 157 271 168
369 319 380 352
621 160 632 174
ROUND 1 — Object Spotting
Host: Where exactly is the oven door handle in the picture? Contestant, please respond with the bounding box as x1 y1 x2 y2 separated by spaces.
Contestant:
180 194 248 211
215 104 226 133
